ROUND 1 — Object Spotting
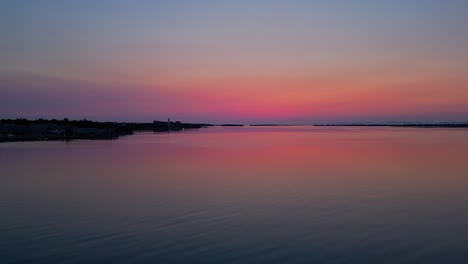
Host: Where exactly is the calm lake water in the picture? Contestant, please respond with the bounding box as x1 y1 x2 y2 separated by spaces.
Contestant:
1 126 468 264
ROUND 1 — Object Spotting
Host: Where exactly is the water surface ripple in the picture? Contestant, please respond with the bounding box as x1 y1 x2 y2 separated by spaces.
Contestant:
1 126 468 263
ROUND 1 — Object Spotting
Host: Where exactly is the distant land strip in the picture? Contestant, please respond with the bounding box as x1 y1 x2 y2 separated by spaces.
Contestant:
314 123 468 128
0 118 213 142
2 119 468 143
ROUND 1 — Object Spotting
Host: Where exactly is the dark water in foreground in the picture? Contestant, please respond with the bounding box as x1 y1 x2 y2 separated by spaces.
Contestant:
1 126 468 264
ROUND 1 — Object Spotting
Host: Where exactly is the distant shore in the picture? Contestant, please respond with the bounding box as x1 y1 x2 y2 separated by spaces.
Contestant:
2 119 467 143
0 118 213 143
251 123 468 127
313 124 468 128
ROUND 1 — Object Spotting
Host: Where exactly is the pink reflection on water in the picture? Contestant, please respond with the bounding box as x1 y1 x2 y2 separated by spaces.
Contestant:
94 127 468 194
2 127 468 196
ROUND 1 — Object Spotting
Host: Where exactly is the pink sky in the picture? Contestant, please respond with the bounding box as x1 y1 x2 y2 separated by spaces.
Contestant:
1 1 468 123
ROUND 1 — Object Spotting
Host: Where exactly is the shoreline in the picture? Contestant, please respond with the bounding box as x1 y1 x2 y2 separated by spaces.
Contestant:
0 118 213 143
313 124 468 128
0 120 468 143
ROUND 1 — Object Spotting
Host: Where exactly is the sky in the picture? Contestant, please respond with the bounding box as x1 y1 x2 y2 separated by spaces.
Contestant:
1 0 468 123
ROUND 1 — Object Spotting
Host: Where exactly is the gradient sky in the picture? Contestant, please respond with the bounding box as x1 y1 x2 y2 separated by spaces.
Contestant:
1 0 468 123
